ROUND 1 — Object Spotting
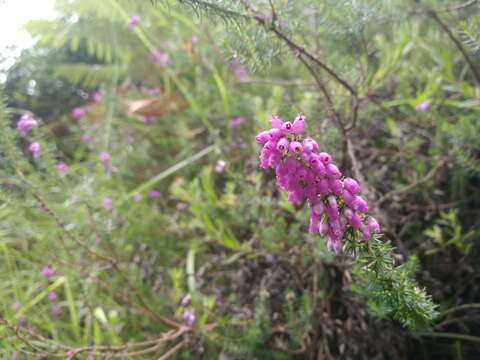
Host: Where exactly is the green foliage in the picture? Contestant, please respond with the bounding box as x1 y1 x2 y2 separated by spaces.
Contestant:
350 235 438 330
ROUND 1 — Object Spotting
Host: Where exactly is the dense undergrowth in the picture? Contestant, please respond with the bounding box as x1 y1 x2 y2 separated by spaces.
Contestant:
0 0 479 358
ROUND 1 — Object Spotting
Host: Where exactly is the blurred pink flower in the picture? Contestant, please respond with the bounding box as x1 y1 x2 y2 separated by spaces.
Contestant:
151 50 171 67
214 160 226 174
28 142 41 158
71 107 86 120
99 152 110 163
48 291 58 302
230 57 249 83
103 198 113 211
128 15 141 29
415 100 430 112
148 191 161 200
81 135 92 145
56 161 69 177
176 202 189 211
229 117 245 129
41 266 54 279
141 86 161 96
142 116 155 124
16 114 37 137
91 90 105 103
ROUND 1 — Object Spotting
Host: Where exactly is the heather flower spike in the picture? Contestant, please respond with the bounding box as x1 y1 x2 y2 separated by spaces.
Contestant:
255 113 380 253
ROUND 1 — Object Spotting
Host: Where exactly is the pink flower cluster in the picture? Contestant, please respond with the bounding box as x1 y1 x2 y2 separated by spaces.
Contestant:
16 114 37 137
255 114 380 252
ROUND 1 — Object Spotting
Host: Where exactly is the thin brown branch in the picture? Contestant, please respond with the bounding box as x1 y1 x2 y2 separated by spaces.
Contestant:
378 158 448 206
239 0 357 96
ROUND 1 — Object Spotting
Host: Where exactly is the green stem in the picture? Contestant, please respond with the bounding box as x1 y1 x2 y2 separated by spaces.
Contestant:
417 332 480 343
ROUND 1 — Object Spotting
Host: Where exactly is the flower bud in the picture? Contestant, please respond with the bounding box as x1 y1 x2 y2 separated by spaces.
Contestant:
343 177 361 194
302 138 318 153
329 178 343 195
326 163 341 178
354 196 369 213
255 130 270 144
268 128 282 141
366 217 380 233
289 141 303 154
270 115 283 129
291 113 305 134
318 152 332 164
276 138 289 153
281 121 293 134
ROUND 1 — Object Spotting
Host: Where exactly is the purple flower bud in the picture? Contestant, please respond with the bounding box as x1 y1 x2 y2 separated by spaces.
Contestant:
302 138 318 153
415 100 430 112
48 291 58 302
342 190 356 207
268 128 282 141
183 310 196 327
141 86 162 96
343 177 361 194
128 15 141 29
353 196 369 213
99 152 110 162
263 140 277 152
366 217 380 233
91 90 104 103
177 202 189 211
318 178 330 195
81 135 92 145
276 138 289 153
229 117 245 129
148 191 161 200
291 113 305 134
344 207 353 219
327 195 338 213
151 50 171 67
289 141 303 154
328 178 343 196
255 130 270 144
269 115 283 129
309 211 320 233
28 142 41 158
326 163 341 178
142 116 155 124
180 294 191 306
133 194 142 202
281 121 293 134
319 221 329 236
361 225 372 241
348 212 362 230
318 152 332 164
288 191 304 203
103 198 113 211
71 107 86 120
230 57 249 83
41 266 54 279
56 161 69 177
312 202 325 216
214 160 226 173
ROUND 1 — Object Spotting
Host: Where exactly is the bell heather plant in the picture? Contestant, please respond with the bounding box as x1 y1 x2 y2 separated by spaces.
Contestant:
255 113 437 329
